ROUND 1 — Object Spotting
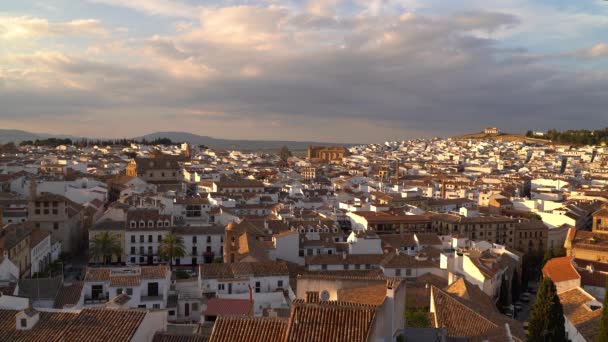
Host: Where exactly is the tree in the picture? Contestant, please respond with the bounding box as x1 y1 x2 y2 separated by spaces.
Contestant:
405 308 430 327
278 145 292 163
498 274 510 311
158 233 186 268
89 232 122 265
599 282 608 342
542 248 554 268
511 268 521 303
527 277 566 342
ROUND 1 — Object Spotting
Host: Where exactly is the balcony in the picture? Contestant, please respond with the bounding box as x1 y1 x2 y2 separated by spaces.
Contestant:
84 295 108 305
141 295 164 302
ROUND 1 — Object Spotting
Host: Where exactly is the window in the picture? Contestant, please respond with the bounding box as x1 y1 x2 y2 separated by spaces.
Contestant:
343 264 349 270
131 236 135 243
130 257 135 263
131 221 136 228
192 303 199 311
405 269 412 276
206 236 211 243
278 280 283 288
395 269 402 276
139 221 145 228
148 246 153 254
322 264 327 270
153 304 160 309
139 246 144 255
131 247 136 254
138 304 146 308
140 235 144 243
255 281 261 293
126 288 133 295
92 285 104 299
355 264 361 270
299 250 304 257
117 288 123 295
168 310 175 316
148 235 152 243
192 246 197 255
20 318 27 328
193 236 197 243
218 284 225 290
148 282 159 297
158 235 162 242
52 209 58 215
53 223 59 230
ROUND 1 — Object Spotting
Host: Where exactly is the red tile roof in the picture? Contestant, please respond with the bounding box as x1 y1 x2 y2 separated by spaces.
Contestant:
284 300 377 342
209 316 287 342
542 256 580 283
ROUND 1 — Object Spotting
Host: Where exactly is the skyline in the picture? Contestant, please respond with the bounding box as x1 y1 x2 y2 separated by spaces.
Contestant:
1 0 608 142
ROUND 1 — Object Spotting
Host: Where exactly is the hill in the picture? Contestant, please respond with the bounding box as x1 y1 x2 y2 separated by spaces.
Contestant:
137 131 353 152
0 129 352 152
450 131 550 144
0 129 80 144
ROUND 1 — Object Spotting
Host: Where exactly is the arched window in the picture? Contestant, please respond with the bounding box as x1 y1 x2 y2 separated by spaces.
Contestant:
139 220 145 228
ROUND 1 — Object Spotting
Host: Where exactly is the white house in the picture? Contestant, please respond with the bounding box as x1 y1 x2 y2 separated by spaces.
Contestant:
82 265 171 310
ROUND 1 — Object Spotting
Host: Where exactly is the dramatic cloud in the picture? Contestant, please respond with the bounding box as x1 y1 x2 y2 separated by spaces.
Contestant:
1 1 608 142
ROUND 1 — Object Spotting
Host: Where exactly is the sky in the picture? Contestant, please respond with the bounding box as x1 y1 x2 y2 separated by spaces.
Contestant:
1 0 608 143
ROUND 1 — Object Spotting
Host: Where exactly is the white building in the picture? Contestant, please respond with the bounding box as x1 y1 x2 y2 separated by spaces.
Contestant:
83 265 171 309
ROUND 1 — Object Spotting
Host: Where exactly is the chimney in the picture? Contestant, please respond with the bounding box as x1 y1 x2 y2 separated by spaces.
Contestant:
16 308 39 331
385 280 395 341
305 291 319 303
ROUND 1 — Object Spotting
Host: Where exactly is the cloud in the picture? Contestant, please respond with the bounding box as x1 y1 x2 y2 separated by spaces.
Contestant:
0 16 106 39
306 0 343 16
2 3 608 142
585 43 608 58
88 0 198 18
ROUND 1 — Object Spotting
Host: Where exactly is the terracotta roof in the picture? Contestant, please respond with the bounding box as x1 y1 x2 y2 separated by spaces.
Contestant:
284 300 378 342
209 316 287 342
85 265 169 285
431 286 525 341
203 298 252 317
199 261 288 280
153 332 209 342
542 256 580 283
0 310 77 341
53 281 84 308
445 278 495 312
558 287 602 341
0 308 146 342
337 283 388 306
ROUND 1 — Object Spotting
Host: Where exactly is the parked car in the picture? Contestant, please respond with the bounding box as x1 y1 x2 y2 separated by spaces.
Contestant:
521 293 531 303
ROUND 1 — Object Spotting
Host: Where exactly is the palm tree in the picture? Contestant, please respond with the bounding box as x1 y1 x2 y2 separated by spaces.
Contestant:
158 233 186 269
89 232 122 265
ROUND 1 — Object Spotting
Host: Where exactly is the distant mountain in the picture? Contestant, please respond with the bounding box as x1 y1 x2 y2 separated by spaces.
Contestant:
0 129 80 144
0 129 353 152
137 131 354 152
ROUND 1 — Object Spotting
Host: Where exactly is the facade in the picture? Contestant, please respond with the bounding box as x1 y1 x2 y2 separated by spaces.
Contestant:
307 145 349 162
28 193 84 254
0 223 32 277
83 265 171 309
